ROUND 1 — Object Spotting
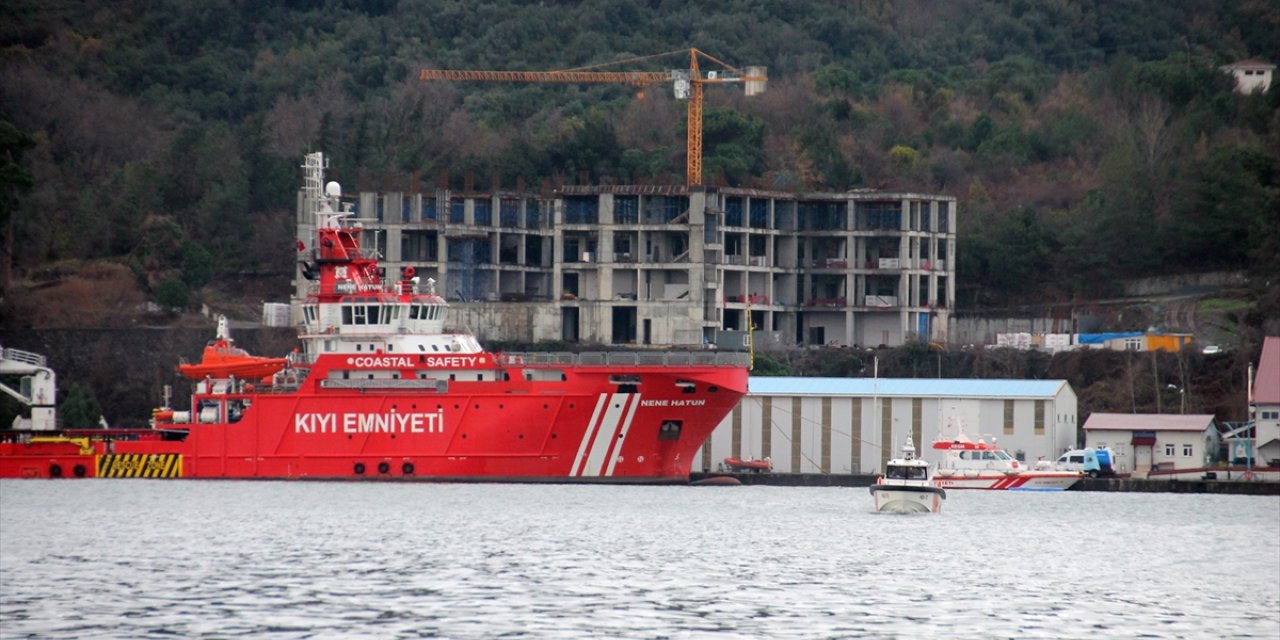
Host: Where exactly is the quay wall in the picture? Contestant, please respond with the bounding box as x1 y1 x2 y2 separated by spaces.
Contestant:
689 472 1280 495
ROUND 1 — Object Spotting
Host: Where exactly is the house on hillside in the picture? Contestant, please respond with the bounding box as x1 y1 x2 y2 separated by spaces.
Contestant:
1220 59 1275 94
1251 336 1280 467
1082 413 1219 477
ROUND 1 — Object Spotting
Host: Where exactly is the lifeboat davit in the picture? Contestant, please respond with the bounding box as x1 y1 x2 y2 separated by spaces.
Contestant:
177 316 287 380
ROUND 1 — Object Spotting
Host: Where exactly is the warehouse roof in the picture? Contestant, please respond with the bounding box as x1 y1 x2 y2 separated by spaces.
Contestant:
747 377 1070 399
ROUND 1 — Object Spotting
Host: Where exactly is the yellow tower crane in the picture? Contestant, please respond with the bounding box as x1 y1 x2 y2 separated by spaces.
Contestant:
420 48 767 187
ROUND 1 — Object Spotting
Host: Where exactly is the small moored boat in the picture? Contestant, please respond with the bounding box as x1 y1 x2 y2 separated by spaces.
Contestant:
869 437 945 513
721 456 772 473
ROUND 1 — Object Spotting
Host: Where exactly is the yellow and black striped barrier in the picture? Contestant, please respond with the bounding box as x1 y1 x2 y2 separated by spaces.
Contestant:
96 454 183 478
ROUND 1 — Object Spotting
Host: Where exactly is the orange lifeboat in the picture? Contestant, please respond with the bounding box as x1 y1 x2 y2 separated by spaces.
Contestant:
177 316 287 381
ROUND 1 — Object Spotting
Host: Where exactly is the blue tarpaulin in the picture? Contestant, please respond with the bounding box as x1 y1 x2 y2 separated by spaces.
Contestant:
1077 332 1144 344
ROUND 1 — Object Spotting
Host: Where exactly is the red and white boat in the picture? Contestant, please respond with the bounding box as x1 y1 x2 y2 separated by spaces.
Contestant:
931 430 1081 491
0 152 749 482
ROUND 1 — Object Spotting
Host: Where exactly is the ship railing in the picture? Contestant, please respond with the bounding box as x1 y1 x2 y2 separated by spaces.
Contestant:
1 345 47 368
497 351 750 368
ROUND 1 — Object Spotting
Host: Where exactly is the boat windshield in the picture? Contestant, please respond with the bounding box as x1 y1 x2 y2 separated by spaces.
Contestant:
887 465 927 479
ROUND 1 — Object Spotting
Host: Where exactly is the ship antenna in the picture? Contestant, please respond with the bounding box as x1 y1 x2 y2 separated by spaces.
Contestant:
303 151 347 229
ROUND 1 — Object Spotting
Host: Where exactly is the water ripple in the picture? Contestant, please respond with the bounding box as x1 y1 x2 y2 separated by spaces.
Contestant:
2 482 1277 639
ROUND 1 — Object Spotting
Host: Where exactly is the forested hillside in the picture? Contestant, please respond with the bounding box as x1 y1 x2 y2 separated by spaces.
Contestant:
2 0 1278 328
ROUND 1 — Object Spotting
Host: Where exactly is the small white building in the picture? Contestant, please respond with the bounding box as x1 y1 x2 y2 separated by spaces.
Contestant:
1082 413 1219 476
1250 336 1280 467
699 377 1078 475
1220 59 1275 94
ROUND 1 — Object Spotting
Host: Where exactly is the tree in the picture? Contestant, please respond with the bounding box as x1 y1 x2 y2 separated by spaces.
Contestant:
153 277 190 310
59 383 103 429
0 121 35 294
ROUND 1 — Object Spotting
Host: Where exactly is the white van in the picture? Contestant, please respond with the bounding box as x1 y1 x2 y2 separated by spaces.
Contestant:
1055 448 1115 477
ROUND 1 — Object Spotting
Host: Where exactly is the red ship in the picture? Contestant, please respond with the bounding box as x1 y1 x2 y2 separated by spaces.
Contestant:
0 153 749 482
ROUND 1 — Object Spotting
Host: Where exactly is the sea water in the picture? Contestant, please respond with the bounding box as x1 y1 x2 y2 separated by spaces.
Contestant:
1 481 1277 639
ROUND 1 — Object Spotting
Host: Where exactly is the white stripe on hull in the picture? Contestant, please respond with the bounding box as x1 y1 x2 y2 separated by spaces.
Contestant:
571 394 610 477
603 394 640 476
580 393 632 477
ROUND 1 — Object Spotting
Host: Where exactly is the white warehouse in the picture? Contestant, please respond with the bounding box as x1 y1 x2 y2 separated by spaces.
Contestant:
698 377 1079 475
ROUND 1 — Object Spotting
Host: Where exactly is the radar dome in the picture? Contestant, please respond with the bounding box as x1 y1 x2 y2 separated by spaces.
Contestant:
325 181 342 197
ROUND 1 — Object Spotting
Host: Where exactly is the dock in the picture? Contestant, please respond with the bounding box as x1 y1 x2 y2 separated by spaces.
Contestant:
689 472 1280 495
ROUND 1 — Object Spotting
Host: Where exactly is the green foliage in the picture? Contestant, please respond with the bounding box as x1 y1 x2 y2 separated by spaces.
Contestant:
1175 145 1280 274
701 108 765 186
0 121 35 231
751 353 790 376
153 277 191 310
4 0 1279 312
59 383 102 429
180 241 214 289
888 145 918 168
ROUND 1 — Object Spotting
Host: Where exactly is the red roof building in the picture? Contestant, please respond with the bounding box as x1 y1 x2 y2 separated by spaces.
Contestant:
1082 413 1218 476
1252 337 1280 467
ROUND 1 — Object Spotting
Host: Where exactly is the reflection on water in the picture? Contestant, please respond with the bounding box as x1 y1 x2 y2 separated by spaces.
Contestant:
1 481 1277 639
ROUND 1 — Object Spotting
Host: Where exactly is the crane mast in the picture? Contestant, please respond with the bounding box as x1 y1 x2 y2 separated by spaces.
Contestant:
420 48 766 187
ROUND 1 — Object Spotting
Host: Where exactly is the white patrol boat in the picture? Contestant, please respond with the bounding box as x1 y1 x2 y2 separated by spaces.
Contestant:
869 437 946 514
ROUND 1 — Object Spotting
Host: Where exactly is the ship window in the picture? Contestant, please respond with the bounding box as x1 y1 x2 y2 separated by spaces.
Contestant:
352 306 367 324
356 344 362 351
418 344 425 352
342 305 353 324
432 345 440 351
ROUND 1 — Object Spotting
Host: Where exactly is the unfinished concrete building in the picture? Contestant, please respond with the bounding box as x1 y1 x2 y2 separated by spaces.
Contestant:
293 185 956 348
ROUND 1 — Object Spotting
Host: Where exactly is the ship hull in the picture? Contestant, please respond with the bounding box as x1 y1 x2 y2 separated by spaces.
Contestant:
1 365 746 483
870 484 945 513
932 471 1080 491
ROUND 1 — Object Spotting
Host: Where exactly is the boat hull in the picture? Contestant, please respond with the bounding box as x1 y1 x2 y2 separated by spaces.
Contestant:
869 484 946 513
1 365 747 483
933 471 1080 491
